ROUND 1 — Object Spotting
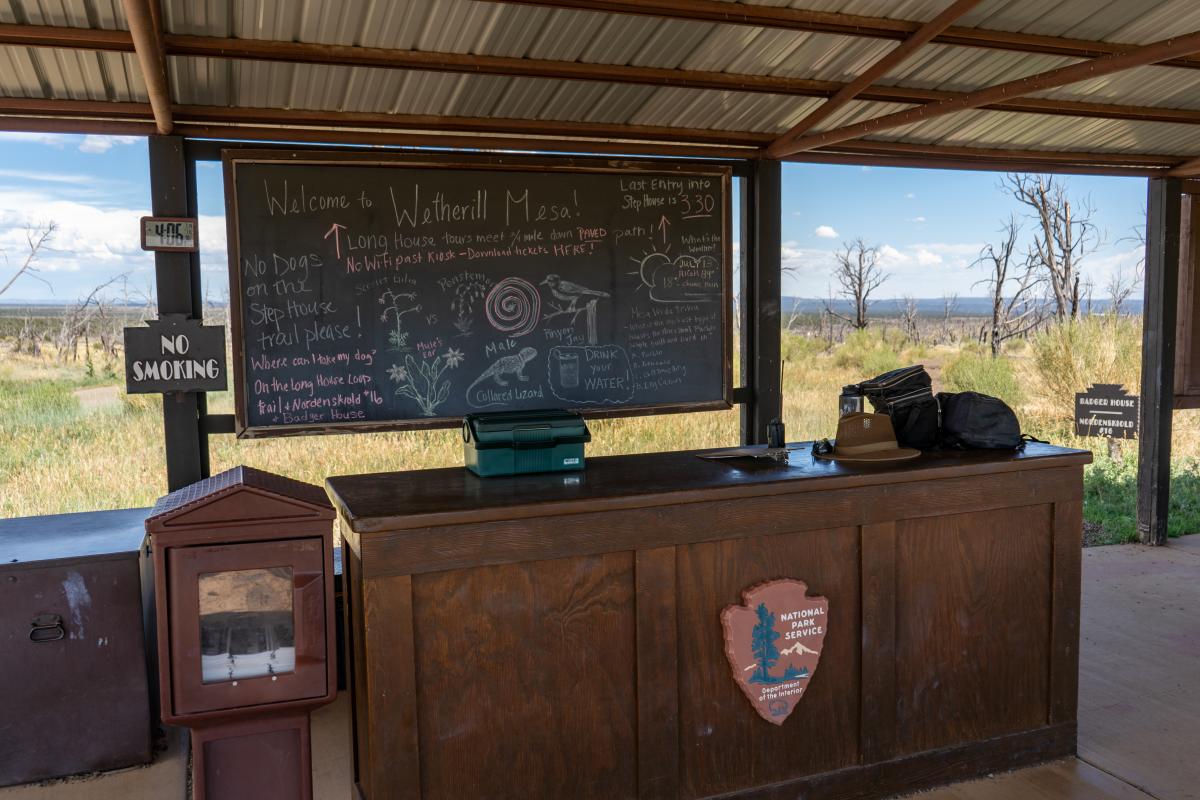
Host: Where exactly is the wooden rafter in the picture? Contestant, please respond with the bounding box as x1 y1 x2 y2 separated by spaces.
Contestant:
492 0 1200 71
7 24 1200 129
767 0 983 158
172 104 774 147
120 0 172 134
1169 156 1200 177
773 29 1200 158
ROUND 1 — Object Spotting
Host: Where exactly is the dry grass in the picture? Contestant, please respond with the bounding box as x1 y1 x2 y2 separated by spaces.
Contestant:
4 322 1199 543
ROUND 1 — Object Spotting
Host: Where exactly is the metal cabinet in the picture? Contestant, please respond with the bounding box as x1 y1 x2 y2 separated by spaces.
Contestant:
0 508 153 787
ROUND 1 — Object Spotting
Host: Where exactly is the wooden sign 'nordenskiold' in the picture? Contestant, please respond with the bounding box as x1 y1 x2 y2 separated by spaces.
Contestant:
222 151 732 437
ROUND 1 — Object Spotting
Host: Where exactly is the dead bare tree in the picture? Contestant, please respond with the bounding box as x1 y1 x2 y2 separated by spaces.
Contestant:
821 283 841 347
54 274 127 363
827 238 888 329
1003 174 1099 321
972 216 1046 356
1110 212 1146 315
12 316 42 356
1105 265 1141 315
900 295 921 342
0 221 57 298
940 292 958 344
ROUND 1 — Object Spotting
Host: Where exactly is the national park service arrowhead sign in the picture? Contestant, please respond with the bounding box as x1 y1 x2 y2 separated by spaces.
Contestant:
721 579 828 725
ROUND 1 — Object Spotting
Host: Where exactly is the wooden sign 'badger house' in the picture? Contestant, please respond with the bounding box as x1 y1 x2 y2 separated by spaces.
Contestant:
721 580 829 725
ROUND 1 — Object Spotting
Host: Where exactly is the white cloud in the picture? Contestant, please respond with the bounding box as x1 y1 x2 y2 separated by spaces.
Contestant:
0 132 70 148
914 242 984 259
0 132 142 154
79 135 141 154
0 186 225 299
0 169 95 184
905 192 916 199
814 224 838 239
908 216 927 223
779 239 991 298
914 248 942 266
878 244 908 266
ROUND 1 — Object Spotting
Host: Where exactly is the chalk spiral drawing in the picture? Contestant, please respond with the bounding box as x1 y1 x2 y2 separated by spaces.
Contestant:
485 277 541 337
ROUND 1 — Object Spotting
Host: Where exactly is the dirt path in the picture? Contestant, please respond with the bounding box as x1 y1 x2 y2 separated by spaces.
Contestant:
73 385 120 411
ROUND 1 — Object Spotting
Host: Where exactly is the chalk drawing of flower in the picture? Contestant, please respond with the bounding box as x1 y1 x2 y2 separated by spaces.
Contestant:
389 352 463 417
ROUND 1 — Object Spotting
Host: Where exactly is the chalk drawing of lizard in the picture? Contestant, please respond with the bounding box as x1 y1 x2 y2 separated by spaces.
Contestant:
466 347 537 406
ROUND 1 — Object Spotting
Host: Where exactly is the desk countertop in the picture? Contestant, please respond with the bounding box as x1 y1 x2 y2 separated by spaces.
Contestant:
327 442 1091 534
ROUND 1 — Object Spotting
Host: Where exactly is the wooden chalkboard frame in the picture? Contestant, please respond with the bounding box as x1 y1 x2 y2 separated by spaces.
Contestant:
223 149 734 438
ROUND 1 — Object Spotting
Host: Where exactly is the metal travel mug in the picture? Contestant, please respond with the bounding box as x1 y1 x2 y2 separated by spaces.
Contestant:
767 418 785 449
839 385 864 417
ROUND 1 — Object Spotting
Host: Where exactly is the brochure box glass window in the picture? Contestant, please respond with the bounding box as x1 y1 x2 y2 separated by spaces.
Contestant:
167 539 327 715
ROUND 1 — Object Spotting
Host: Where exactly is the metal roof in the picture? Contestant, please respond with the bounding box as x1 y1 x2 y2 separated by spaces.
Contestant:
4 0 1200 173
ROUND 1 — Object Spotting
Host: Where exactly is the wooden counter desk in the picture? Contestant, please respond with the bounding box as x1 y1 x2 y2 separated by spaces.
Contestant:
327 442 1092 800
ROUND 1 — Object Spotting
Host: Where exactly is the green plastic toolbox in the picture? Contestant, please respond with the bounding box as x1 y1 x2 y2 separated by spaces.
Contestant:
462 410 591 477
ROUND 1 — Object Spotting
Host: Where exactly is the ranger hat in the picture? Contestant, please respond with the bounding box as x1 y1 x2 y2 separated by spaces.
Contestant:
814 412 920 462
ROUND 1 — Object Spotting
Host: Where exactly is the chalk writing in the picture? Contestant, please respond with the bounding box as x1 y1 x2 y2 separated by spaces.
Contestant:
227 156 730 431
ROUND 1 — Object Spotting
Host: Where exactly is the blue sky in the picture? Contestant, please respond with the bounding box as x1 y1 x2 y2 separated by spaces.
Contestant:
0 132 1148 302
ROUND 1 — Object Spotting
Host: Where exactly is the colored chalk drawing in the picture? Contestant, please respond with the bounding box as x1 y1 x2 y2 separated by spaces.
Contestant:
485 277 541 338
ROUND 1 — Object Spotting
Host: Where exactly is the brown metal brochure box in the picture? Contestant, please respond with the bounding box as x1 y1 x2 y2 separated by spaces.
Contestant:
0 508 154 788
145 466 336 800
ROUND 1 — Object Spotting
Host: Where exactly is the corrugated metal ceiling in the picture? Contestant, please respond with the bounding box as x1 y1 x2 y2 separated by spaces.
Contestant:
3 0 1200 163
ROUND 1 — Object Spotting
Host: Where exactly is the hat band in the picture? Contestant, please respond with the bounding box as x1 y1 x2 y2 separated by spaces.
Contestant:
836 440 901 455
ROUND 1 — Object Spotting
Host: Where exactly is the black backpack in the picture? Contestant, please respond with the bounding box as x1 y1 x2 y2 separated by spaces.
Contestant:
857 365 940 450
937 391 1024 450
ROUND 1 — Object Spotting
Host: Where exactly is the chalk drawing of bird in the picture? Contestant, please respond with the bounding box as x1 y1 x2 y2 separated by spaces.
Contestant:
540 274 610 310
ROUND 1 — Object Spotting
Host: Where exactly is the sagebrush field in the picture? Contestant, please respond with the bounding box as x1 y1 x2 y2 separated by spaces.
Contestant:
3 310 1198 544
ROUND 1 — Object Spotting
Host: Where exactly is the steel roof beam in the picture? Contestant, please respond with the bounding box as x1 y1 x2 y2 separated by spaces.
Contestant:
492 0 1200 71
773 29 1200 158
767 0 984 158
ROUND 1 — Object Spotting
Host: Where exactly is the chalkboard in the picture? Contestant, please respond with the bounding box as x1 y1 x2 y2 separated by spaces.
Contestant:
223 151 732 437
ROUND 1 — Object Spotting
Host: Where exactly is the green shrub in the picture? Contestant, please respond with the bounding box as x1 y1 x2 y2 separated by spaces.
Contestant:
780 331 827 363
1083 452 1200 543
833 328 901 376
942 350 1023 406
861 347 902 377
1030 315 1141 420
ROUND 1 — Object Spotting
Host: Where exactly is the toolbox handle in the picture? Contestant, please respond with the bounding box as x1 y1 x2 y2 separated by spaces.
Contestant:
512 424 553 449
29 613 65 643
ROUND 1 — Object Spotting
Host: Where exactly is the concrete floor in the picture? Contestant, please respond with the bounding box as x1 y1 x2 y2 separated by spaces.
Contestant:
0 695 351 800
913 535 1200 800
4 537 1198 799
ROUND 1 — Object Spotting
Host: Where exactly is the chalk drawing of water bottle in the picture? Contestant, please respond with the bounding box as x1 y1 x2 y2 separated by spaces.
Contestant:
557 351 580 388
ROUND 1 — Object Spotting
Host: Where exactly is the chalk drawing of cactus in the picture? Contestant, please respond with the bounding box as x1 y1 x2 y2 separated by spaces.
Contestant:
388 348 465 417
